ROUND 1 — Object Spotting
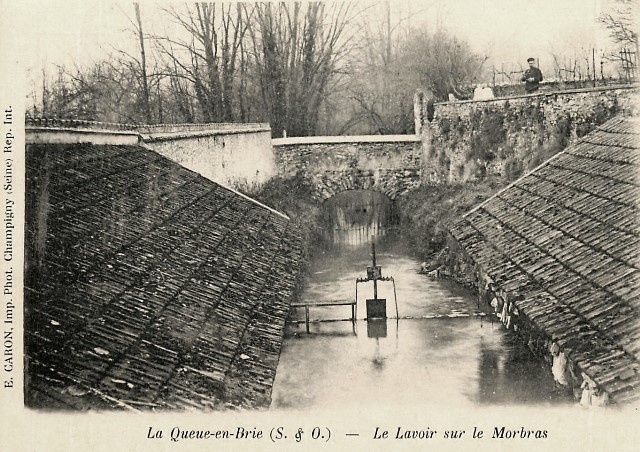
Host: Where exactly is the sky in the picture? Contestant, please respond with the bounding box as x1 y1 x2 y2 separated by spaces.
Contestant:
434 0 603 61
8 0 620 86
386 0 611 77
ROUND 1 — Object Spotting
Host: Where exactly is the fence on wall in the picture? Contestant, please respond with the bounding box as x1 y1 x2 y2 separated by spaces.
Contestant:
489 48 637 98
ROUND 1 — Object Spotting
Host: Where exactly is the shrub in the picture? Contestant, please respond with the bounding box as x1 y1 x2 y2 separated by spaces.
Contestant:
527 134 566 169
553 114 572 147
482 110 506 146
498 143 516 160
428 142 438 159
397 180 505 260
440 117 451 135
504 157 524 180
474 162 487 181
437 150 451 177
466 108 505 164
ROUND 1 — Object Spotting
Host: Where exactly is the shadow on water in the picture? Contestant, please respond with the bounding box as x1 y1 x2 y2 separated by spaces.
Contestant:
319 189 398 246
270 193 572 410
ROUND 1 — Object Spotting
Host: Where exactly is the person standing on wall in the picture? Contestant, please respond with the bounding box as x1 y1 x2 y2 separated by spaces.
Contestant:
521 57 543 93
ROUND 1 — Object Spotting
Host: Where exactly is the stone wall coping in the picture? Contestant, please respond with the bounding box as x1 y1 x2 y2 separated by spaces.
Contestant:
143 127 271 143
137 123 270 133
434 83 640 107
272 134 420 146
25 117 270 132
26 125 273 146
26 127 142 145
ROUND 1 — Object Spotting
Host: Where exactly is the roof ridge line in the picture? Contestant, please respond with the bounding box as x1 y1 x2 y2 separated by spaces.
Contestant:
136 142 290 220
464 147 566 218
218 184 290 220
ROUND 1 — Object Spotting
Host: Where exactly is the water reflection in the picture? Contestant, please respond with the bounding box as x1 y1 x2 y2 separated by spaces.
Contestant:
322 190 397 246
271 237 570 409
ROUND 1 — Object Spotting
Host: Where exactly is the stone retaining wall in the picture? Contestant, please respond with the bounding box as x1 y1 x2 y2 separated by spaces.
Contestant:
423 84 639 184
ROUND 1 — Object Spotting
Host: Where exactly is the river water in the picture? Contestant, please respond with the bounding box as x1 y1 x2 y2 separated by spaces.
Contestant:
271 236 572 410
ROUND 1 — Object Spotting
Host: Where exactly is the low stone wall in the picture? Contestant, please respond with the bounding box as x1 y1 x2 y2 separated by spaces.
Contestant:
423 84 639 184
273 135 422 200
137 122 268 134
26 127 141 146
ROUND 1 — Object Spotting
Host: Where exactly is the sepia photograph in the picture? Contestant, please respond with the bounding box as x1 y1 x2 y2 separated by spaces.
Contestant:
1 0 639 450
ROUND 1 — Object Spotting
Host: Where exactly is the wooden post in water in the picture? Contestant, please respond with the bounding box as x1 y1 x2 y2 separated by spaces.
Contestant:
365 236 386 319
372 238 378 300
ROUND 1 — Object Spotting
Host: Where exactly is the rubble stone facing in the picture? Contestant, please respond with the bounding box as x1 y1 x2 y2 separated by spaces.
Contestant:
24 142 302 410
425 85 639 183
449 116 640 405
310 169 421 201
273 139 422 200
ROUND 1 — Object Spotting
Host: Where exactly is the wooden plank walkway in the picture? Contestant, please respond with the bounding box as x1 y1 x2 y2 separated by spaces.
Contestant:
290 300 357 332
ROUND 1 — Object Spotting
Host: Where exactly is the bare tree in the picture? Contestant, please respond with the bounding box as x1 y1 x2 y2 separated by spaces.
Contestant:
345 18 485 134
246 2 357 137
134 3 152 123
34 59 144 123
28 1 481 132
599 0 639 59
105 2 169 123
345 1 412 134
155 2 250 123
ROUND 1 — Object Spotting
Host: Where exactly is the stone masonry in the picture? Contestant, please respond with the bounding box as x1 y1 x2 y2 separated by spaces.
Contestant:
423 85 639 184
272 136 422 201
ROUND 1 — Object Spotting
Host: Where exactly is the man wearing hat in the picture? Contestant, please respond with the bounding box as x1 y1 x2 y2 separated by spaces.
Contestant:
521 57 543 93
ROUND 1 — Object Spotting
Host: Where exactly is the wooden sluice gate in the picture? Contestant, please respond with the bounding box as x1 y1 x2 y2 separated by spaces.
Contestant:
292 239 398 333
356 240 399 321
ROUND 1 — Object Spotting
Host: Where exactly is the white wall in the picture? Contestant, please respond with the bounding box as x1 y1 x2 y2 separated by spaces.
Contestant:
144 127 275 190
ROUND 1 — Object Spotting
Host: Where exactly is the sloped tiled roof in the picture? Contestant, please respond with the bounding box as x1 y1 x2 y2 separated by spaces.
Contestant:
24 142 301 410
450 116 640 405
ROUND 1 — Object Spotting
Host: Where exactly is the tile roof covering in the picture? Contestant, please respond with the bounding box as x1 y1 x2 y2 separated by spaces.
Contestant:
24 142 302 410
450 116 640 405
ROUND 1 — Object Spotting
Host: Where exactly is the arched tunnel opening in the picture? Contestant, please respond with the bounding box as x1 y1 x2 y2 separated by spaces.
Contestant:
320 189 399 246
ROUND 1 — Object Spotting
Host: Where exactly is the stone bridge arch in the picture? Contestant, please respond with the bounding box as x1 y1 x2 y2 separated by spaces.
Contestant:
309 169 421 203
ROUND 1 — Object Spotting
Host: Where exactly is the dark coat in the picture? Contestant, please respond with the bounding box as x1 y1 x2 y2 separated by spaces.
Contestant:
521 67 543 93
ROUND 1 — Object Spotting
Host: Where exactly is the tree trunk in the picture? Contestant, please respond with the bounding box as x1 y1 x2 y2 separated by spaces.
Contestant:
134 3 152 124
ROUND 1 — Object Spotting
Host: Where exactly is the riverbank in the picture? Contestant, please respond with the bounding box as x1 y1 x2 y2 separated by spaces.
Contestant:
396 179 505 288
252 175 506 292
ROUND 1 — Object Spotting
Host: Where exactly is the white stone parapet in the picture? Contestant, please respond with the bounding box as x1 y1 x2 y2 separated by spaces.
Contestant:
273 134 420 146
26 127 141 145
143 126 271 143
